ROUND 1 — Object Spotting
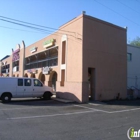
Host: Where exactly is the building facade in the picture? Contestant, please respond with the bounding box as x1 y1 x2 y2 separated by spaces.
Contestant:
0 13 127 103
127 44 140 89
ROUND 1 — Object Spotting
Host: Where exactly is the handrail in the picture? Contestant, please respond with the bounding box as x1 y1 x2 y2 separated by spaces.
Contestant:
26 57 58 65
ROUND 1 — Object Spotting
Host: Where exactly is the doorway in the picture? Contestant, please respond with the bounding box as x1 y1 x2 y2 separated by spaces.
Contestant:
24 73 28 77
31 73 36 78
51 72 57 91
88 68 96 100
38 72 45 84
41 73 45 84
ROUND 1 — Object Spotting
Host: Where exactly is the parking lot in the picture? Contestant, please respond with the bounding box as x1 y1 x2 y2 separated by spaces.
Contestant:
0 98 140 140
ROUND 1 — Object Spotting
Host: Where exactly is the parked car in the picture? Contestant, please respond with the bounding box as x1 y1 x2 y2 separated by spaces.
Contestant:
0 77 53 103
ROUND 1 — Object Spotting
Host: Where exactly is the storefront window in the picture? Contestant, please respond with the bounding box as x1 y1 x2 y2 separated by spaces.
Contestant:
25 47 58 70
1 64 10 74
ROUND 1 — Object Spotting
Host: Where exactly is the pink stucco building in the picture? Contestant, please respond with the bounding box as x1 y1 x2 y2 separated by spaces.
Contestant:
0 13 127 103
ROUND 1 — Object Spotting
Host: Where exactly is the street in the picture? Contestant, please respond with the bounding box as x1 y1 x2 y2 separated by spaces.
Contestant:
0 98 140 140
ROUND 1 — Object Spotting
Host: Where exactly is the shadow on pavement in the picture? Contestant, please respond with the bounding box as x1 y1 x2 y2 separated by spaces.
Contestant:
0 98 73 107
103 99 140 107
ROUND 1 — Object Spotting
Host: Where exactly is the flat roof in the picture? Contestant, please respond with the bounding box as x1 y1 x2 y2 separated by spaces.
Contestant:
59 13 126 31
127 44 140 49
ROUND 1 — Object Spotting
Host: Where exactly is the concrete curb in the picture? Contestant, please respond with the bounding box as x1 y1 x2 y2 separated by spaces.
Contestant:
52 97 75 103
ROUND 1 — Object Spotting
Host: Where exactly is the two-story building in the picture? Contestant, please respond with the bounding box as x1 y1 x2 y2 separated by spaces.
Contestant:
0 13 127 103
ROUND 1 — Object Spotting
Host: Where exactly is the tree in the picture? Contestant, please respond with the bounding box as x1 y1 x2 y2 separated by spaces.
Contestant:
129 37 140 47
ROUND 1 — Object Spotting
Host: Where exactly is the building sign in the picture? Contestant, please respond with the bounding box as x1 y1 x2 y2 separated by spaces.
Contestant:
42 66 52 74
12 48 20 62
13 66 18 72
30 47 37 53
43 39 55 48
27 69 38 74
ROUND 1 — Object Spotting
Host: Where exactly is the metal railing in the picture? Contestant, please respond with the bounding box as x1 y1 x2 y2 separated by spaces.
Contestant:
25 57 58 70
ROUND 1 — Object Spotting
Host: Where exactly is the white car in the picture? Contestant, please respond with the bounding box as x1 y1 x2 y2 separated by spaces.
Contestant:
0 77 53 103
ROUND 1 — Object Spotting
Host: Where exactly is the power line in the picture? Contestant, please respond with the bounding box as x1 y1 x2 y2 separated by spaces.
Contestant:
0 25 50 34
0 18 55 33
94 0 140 26
0 15 75 34
0 16 76 38
0 24 81 44
116 0 140 15
0 21 77 44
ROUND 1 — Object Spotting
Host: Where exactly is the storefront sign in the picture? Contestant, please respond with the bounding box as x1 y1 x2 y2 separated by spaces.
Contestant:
44 39 55 48
27 69 38 74
42 66 51 74
12 48 20 62
30 47 37 53
13 66 18 72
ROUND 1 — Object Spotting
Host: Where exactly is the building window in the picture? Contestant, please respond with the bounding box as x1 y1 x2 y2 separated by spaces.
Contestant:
1 64 10 74
127 53 132 61
25 47 58 70
13 60 19 72
62 41 66 64
60 70 65 86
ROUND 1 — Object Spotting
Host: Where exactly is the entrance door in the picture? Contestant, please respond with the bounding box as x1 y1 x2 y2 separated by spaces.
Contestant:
88 68 96 100
52 72 57 91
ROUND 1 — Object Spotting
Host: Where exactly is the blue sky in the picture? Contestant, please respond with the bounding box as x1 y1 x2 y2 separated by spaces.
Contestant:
0 0 140 59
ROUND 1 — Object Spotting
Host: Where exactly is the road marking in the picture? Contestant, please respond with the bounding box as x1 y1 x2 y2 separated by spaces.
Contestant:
7 110 96 120
74 105 140 114
3 103 140 120
74 105 109 113
0 106 49 111
88 102 107 106
88 103 100 106
108 107 140 114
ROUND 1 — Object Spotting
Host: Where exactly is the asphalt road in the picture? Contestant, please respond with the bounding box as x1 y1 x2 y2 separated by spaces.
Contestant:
0 98 140 140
